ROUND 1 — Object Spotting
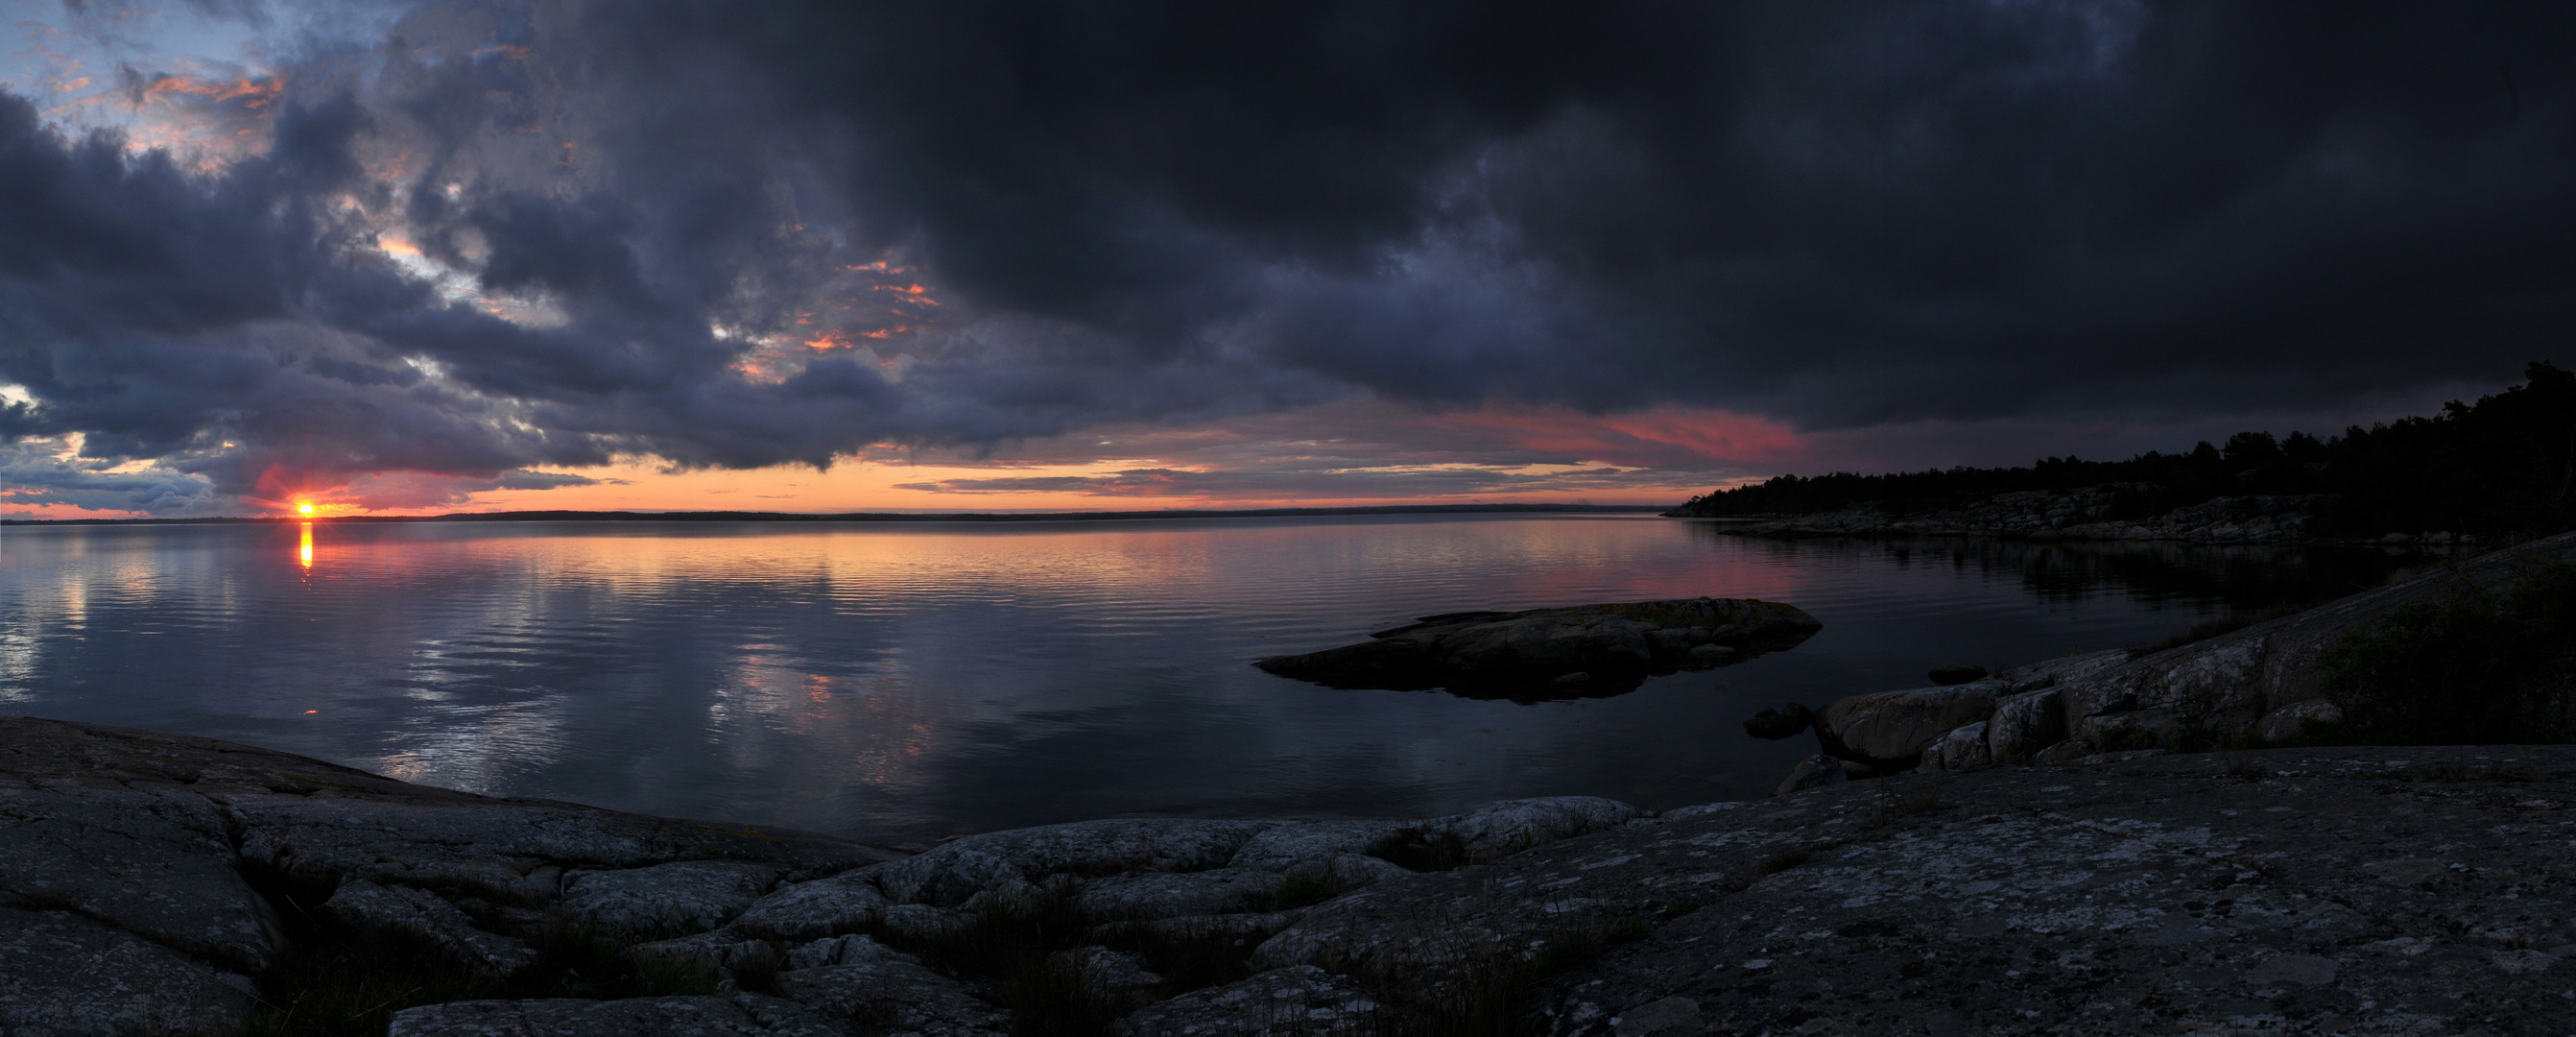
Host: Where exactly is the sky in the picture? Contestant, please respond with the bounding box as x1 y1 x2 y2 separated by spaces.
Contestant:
0 1 2569 518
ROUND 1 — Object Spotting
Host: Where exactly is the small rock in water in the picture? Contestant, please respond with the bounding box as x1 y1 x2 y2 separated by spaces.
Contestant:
1926 663 1989 686
1741 704 1813 740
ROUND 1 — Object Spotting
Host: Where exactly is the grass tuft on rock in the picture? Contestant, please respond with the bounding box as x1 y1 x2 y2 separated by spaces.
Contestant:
1366 828 1474 872
2311 558 2576 744
875 888 1137 1037
1272 866 1355 910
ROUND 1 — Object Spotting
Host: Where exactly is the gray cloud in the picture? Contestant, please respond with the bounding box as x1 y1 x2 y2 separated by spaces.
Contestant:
0 441 220 514
3 1 2572 513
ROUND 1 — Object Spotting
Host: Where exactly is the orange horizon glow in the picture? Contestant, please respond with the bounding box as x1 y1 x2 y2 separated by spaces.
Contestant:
0 402 1791 520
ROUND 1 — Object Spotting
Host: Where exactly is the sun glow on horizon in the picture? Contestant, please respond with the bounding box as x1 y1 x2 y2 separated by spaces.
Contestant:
298 502 315 515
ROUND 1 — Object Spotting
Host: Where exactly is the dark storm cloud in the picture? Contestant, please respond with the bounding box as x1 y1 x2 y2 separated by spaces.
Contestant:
5 0 2575 513
632 0 2574 424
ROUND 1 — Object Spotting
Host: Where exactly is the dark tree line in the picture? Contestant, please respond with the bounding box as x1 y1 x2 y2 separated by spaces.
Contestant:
1671 362 2576 541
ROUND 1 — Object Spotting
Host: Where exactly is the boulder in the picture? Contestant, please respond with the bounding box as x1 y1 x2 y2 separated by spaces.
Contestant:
323 877 539 977
1224 820 1408 875
2256 698 2344 742
1814 681 2005 768
1114 965 1378 1037
728 867 893 941
560 859 781 934
1922 721 1993 772
1926 663 1989 686
1416 797 1643 860
1740 704 1813 740
773 960 1010 1036
1985 687 2069 762
388 994 850 1037
1254 597 1821 691
1775 754 1848 795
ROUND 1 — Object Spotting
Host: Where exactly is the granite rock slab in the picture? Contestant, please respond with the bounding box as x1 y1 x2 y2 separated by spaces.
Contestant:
324 876 539 977
0 905 257 1036
0 781 282 972
561 858 781 933
1523 746 2576 1036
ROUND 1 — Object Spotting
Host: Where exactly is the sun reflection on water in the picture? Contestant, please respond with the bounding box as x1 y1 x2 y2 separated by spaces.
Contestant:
298 523 313 568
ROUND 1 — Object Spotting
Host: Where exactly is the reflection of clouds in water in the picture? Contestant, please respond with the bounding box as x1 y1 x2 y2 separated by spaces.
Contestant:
0 518 2398 842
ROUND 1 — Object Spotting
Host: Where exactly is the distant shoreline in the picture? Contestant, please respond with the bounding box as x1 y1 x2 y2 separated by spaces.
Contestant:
0 502 1669 527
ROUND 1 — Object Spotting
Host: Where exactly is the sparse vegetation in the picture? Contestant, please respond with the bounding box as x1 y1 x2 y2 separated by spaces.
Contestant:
879 887 1121 1037
1366 828 1474 872
1355 914 1654 1037
2309 559 2576 745
1272 866 1355 910
233 867 723 1037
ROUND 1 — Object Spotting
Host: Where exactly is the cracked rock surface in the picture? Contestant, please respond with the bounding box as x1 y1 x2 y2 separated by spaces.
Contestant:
0 715 893 1035
1524 746 2576 1036
11 711 2574 1037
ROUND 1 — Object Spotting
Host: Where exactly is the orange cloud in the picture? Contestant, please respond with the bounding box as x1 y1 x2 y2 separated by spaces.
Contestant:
874 283 941 306
1424 404 1806 470
139 74 282 109
805 328 853 350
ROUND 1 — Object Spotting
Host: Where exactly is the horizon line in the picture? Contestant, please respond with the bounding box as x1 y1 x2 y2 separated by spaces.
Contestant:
0 501 1674 526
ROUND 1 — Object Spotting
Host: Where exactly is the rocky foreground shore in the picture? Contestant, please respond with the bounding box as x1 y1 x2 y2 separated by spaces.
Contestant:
7 714 2576 1036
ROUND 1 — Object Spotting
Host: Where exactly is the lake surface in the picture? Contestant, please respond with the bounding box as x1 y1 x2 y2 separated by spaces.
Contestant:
0 515 2397 846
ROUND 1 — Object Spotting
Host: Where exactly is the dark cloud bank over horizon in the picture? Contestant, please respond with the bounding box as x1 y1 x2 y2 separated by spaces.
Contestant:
4 1 2574 513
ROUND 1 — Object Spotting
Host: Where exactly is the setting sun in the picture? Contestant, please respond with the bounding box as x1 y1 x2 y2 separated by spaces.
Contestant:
298 502 315 516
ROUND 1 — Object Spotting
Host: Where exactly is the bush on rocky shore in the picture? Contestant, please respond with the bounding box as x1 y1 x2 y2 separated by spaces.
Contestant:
2311 558 2576 745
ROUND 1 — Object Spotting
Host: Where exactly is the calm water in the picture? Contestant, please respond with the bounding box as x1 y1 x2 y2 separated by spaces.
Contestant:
0 515 2396 845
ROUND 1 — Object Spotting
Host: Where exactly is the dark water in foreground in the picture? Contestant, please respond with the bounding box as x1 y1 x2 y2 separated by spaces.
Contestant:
0 515 2397 844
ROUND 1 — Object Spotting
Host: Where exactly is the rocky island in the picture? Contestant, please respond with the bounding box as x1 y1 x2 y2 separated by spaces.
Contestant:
1253 597 1822 694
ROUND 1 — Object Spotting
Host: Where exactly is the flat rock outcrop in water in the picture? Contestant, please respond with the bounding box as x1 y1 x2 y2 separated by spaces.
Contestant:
9 717 2573 1036
1252 596 1822 693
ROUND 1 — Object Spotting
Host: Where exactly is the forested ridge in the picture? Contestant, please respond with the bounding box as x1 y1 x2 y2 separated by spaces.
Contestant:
1671 362 2576 541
